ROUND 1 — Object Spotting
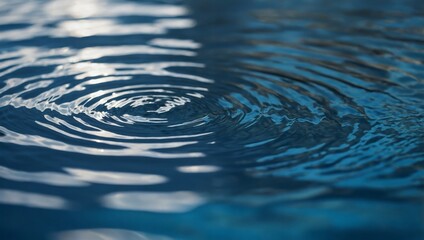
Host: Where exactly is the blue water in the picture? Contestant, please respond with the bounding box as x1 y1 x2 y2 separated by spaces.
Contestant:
0 0 423 239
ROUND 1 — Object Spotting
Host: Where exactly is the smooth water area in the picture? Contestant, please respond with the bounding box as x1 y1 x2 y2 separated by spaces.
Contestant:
0 0 423 239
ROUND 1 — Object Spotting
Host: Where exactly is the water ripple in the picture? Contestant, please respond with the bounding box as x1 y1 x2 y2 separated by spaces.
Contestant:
0 0 423 239
0 0 422 189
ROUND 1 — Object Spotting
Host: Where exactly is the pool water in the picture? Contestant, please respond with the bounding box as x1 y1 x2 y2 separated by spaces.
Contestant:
0 0 423 239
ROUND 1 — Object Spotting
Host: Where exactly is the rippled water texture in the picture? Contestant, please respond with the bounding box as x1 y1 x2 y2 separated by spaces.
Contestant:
0 0 423 239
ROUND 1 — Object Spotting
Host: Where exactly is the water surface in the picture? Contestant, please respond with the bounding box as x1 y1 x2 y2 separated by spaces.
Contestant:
0 0 423 239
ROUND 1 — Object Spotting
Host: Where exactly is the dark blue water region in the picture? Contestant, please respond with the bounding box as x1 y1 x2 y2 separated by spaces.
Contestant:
0 0 423 239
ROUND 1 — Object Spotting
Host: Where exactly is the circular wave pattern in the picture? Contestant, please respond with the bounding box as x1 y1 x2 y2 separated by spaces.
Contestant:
0 59 219 157
0 0 423 190
0 1 423 239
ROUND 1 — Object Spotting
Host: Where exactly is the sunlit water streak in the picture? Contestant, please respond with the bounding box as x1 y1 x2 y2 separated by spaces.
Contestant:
0 0 423 239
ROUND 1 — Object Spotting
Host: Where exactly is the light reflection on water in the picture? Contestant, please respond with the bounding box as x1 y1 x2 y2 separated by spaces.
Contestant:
0 189 69 210
0 0 423 239
55 228 172 240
